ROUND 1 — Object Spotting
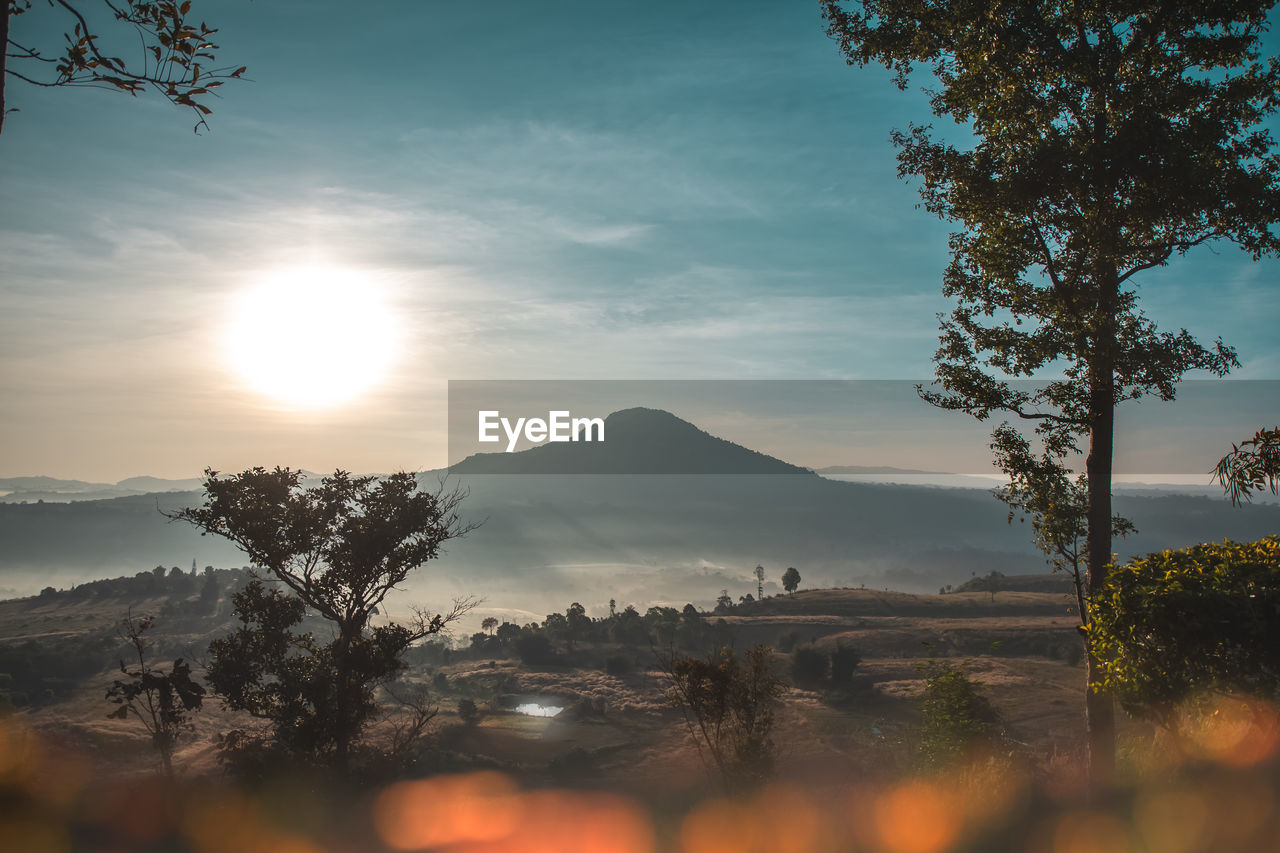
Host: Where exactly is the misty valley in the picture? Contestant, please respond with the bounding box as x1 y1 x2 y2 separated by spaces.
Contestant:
1 411 1278 851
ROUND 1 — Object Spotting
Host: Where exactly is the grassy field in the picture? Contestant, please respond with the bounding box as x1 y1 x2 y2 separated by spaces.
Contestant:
0 581 1116 798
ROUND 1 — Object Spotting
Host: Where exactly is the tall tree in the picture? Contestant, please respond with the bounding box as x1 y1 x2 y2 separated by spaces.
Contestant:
2 0 246 135
175 467 475 776
822 0 1280 787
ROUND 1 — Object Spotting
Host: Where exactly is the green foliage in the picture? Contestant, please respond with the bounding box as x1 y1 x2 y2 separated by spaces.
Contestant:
1215 427 1280 506
665 645 788 793
822 0 1280 782
2 0 248 134
917 660 1001 771
991 425 1134 617
105 613 205 778
1088 537 1280 724
177 467 474 776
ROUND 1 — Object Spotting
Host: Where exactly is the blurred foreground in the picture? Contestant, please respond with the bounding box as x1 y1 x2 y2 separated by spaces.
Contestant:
1 695 1277 852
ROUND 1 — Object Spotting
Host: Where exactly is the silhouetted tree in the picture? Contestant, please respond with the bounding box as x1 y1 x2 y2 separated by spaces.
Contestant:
457 698 481 727
175 467 475 776
1 0 247 135
565 602 590 651
664 645 787 793
829 644 862 686
481 616 498 635
106 613 204 778
790 645 828 687
714 589 733 614
823 0 1280 788
781 567 801 595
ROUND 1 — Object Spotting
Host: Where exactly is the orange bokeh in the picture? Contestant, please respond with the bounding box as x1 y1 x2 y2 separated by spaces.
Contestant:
872 781 961 853
374 772 654 853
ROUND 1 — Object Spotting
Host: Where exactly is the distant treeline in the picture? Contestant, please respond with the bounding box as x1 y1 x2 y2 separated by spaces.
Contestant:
0 566 255 712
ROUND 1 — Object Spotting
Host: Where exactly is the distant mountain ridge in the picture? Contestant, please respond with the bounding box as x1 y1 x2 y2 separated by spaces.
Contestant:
0 475 206 503
1 409 1277 603
813 465 946 475
450 407 815 475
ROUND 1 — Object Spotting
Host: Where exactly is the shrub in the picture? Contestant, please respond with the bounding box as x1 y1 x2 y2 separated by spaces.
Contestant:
829 645 862 685
917 661 1002 770
790 645 828 686
604 654 633 676
515 633 555 666
1088 536 1280 724
457 698 481 726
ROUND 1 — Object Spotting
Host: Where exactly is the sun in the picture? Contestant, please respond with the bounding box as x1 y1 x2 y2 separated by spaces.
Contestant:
224 266 400 408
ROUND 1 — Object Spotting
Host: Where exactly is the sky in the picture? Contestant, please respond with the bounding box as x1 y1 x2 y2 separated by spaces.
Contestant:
2 0 1278 481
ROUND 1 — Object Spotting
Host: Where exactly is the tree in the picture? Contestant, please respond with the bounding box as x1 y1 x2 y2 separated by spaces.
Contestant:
481 616 498 636
917 660 1003 771
990 424 1133 625
829 644 862 686
198 572 220 614
664 645 788 793
822 0 1280 787
456 698 481 727
781 567 801 596
2 0 247 135
714 589 733 613
565 602 590 651
106 613 205 778
1214 426 1280 505
1087 536 1280 727
174 467 475 776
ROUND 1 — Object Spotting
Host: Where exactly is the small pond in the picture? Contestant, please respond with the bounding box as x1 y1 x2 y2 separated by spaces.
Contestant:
506 695 565 717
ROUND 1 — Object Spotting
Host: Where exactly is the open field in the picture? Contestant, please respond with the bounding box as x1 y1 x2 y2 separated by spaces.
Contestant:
0 581 1118 798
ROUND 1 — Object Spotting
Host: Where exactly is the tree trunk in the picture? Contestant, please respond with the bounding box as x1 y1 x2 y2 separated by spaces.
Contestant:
333 622 356 775
1084 347 1117 793
1 0 10 135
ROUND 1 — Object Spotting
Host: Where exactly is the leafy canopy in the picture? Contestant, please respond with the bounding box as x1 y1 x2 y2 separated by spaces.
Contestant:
176 467 474 775
1214 426 1280 505
2 0 247 134
821 0 1280 782
1088 536 1280 723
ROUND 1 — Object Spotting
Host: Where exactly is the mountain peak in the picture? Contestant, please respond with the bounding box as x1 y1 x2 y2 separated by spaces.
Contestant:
450 408 814 475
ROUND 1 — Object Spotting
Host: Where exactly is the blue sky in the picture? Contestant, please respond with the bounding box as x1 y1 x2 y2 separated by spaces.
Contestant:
2 1 1277 480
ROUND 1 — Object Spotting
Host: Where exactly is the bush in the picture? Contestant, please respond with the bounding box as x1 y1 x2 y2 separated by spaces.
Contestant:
917 661 1002 770
515 633 555 666
457 698 481 726
604 654 633 676
829 645 862 685
790 645 828 686
665 645 787 793
1088 536 1280 723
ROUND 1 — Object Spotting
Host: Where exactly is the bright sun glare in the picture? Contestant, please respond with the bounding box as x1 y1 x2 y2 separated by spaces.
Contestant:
225 266 400 409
